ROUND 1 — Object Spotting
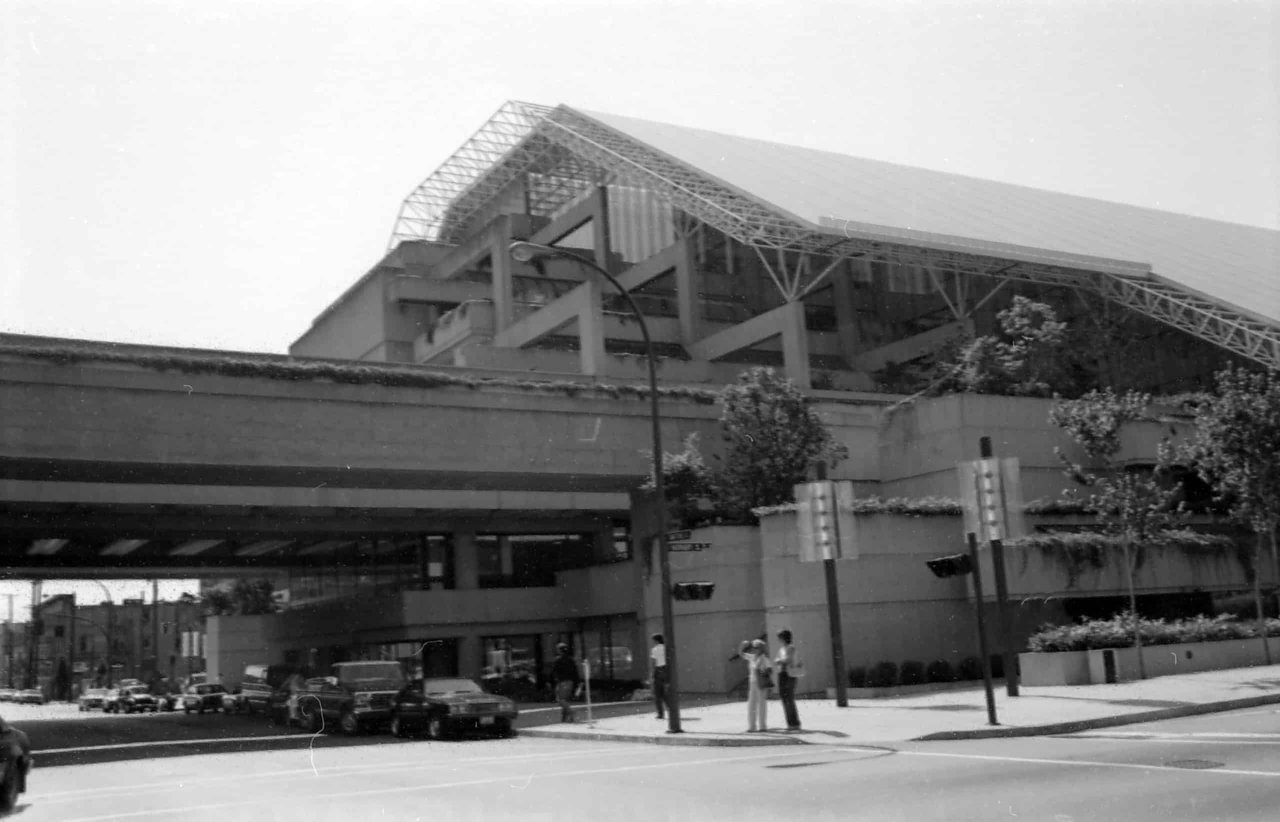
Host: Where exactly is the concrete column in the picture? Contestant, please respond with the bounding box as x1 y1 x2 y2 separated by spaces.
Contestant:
490 224 515 332
674 238 704 344
779 299 812 389
577 278 606 376
457 633 482 680
453 531 479 590
499 535 514 577
831 259 861 364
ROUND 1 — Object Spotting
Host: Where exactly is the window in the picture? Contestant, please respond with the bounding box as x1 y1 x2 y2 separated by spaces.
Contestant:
481 635 542 695
476 533 595 589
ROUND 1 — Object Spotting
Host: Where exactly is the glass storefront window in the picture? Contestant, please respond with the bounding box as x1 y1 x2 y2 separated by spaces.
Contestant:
481 635 543 697
476 533 595 589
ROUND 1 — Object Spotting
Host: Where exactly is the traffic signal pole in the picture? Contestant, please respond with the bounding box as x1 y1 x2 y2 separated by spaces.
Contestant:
815 462 848 707
980 437 1019 697
967 531 998 725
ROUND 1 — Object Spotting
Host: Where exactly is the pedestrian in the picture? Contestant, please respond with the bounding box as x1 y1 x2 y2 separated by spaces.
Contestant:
775 629 802 731
740 638 773 732
551 642 580 723
649 633 669 719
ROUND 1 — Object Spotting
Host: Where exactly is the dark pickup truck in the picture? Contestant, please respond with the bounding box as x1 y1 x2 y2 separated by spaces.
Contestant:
297 661 406 735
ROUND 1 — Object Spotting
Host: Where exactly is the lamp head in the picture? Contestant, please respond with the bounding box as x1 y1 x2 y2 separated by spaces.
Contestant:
508 241 543 264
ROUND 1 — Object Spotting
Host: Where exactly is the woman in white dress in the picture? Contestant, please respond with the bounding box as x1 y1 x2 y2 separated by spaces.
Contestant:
741 638 772 732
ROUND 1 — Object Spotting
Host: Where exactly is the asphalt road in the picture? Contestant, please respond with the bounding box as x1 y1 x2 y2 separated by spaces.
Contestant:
13 704 1280 821
7 697 671 768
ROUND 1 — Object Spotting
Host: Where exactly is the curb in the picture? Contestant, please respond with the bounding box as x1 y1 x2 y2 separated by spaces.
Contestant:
914 693 1280 741
519 727 805 747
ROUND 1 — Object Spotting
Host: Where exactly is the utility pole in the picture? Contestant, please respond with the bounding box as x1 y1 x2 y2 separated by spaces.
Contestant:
152 579 160 685
29 580 41 690
3 594 13 689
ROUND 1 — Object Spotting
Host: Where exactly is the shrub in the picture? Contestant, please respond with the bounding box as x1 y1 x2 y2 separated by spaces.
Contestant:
926 659 954 683
848 666 868 688
867 661 898 688
957 656 983 681
1025 612 1280 653
899 660 926 686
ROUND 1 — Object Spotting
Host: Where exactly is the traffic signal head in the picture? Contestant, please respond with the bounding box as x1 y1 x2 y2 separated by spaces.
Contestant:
671 581 716 601
926 554 973 578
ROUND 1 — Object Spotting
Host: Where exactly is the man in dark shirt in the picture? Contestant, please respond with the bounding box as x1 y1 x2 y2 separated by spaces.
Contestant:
551 643 581 723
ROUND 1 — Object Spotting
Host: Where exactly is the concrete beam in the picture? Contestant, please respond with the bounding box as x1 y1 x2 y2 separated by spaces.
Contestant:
493 283 591 349
431 213 539 282
529 190 601 249
851 319 973 372
686 302 795 363
389 277 492 306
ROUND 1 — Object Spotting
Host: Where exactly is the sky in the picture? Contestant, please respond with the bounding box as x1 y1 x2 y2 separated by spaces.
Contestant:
0 2 1276 605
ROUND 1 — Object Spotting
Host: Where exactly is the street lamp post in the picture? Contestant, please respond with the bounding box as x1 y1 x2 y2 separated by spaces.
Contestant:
87 581 115 688
508 240 682 734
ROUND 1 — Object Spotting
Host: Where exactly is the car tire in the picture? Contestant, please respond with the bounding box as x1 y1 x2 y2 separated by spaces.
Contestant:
495 719 515 738
339 709 360 736
307 708 324 734
390 714 406 738
427 716 446 741
0 761 20 814
184 706 191 715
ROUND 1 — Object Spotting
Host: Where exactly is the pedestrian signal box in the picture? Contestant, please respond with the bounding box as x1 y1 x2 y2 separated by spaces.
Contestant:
926 554 973 578
671 581 716 601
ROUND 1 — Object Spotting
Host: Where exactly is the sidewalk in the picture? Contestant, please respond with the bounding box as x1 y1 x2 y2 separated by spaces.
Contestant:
520 664 1280 747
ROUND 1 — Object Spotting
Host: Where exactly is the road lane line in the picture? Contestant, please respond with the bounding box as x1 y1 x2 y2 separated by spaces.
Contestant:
1069 731 1280 740
50 747 822 822
901 749 1280 778
31 745 648 803
39 733 303 754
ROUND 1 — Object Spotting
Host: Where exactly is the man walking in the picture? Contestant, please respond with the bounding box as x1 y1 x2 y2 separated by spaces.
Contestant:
649 633 669 719
551 642 580 723
776 629 802 731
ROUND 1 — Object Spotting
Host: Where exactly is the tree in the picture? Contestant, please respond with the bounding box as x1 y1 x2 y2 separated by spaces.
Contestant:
202 579 278 616
709 367 848 522
645 432 714 528
1183 367 1280 658
1050 388 1184 677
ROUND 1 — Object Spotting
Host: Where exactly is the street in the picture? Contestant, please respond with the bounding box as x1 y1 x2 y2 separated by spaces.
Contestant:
11 704 1280 821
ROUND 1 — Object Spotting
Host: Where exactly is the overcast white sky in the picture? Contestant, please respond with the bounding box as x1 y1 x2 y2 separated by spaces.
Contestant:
0 1 1277 610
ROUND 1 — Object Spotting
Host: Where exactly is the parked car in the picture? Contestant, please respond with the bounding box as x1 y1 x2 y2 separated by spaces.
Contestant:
297 661 405 735
266 673 310 727
0 691 13 703
120 686 158 714
182 684 228 714
230 664 299 716
104 686 155 713
389 677 517 740
14 690 43 706
0 714 32 813
78 688 109 711
155 691 180 712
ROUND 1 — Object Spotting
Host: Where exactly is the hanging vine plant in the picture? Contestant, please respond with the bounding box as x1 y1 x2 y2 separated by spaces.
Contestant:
1010 530 1240 590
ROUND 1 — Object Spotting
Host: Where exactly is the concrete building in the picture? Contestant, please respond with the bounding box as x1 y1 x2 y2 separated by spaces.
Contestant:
1 102 1277 695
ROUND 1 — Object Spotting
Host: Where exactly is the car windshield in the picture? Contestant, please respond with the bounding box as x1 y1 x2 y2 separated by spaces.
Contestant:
335 663 406 690
421 678 483 696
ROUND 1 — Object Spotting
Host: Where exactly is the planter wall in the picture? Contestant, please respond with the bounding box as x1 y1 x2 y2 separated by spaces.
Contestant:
1020 637 1280 686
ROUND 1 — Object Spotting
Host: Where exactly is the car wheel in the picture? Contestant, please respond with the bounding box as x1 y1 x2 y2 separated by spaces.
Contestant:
0 761 19 814
495 718 515 738
183 706 191 715
339 709 360 736
427 716 446 741
390 714 407 738
307 708 324 734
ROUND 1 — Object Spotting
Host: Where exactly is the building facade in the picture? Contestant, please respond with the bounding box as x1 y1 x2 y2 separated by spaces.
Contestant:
2 102 1277 695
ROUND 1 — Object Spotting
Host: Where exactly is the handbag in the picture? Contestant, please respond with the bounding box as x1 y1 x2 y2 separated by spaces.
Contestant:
756 665 775 690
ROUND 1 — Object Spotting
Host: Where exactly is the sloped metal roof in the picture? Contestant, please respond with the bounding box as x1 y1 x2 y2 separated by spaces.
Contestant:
583 109 1280 328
